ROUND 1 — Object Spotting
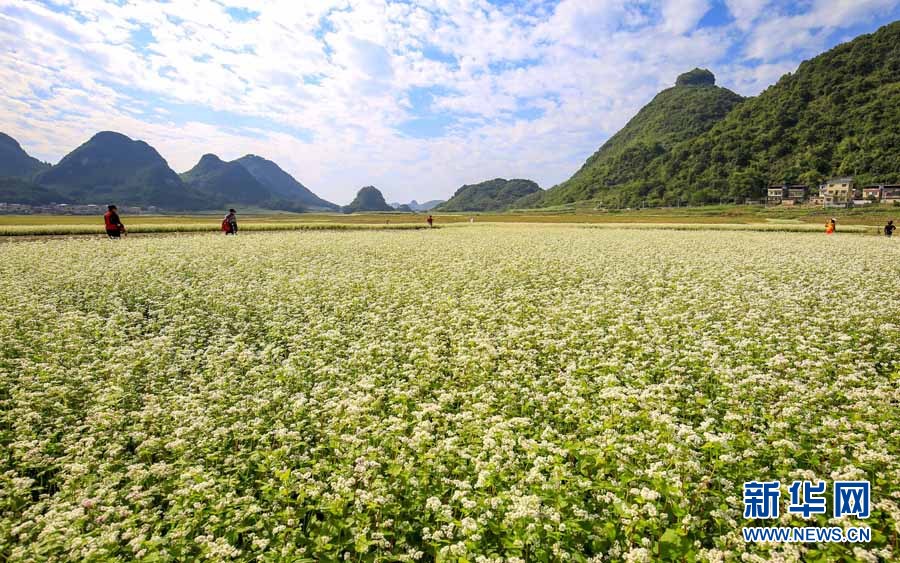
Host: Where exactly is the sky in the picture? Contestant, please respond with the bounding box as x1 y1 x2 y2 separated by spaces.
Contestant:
2 1 899 205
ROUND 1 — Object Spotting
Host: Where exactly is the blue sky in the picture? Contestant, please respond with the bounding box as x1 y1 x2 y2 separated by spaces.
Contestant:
1 0 899 204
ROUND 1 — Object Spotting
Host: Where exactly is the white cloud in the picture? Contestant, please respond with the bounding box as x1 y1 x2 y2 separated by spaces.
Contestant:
742 0 899 61
725 0 771 30
661 0 711 34
0 0 897 204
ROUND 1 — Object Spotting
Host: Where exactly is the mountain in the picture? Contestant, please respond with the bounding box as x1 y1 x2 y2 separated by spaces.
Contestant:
534 68 744 207
0 133 50 179
0 177 69 205
233 155 338 211
181 154 274 207
413 199 445 211
391 199 444 211
644 21 900 204
436 178 541 211
342 186 394 213
34 131 209 210
535 21 900 207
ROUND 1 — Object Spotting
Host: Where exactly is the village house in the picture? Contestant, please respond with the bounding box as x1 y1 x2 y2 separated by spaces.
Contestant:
766 184 809 206
883 185 900 204
0 202 32 214
861 185 883 201
786 185 808 202
854 184 900 204
766 185 786 205
821 176 855 208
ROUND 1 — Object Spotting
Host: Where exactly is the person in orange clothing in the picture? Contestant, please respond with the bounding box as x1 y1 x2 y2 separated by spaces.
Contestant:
825 217 835 235
103 205 126 239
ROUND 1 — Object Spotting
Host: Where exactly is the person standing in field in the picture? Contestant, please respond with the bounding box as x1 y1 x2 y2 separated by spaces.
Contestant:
885 220 895 237
222 209 238 235
426 215 434 228
825 217 835 235
103 205 126 239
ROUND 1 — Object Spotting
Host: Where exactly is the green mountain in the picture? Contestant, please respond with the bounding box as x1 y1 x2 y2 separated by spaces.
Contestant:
34 131 209 210
233 154 338 211
0 133 50 179
181 154 273 207
436 178 541 211
649 21 900 203
0 177 69 205
536 21 900 207
342 186 394 213
535 69 744 207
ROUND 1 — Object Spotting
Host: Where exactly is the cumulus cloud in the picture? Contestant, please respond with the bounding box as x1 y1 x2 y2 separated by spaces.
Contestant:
0 0 897 204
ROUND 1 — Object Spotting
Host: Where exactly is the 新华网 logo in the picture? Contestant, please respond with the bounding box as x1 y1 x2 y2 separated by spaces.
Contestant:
741 480 871 543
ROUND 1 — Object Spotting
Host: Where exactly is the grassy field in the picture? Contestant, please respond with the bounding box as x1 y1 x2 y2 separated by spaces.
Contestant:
1 226 898 561
1 203 898 236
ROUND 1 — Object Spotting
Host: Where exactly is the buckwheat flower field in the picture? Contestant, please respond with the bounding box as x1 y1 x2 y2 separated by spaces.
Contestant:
1 226 898 562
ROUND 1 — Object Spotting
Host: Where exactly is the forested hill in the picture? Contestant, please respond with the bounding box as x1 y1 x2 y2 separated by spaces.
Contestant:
0 133 50 179
436 178 541 211
532 68 744 207
342 186 394 213
34 131 207 209
533 21 900 208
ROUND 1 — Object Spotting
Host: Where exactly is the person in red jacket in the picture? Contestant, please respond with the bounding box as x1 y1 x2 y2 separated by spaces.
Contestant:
426 214 434 228
222 209 238 235
104 205 126 239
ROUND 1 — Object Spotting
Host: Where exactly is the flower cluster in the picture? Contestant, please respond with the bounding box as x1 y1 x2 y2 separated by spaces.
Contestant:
0 227 897 561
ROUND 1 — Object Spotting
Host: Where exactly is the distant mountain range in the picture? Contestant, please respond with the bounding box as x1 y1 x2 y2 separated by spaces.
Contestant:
390 199 444 212
0 131 338 212
436 178 541 211
234 155 338 211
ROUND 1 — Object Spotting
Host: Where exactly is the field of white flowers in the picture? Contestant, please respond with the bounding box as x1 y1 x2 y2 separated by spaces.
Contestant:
1 226 898 562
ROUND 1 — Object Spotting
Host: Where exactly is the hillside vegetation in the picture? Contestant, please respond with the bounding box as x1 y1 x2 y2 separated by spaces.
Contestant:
534 69 744 207
34 132 208 210
437 178 542 211
535 21 900 208
0 133 49 179
0 177 68 205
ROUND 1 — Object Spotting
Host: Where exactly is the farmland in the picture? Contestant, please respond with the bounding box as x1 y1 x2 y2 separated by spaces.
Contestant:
1 226 899 561
1 202 899 237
